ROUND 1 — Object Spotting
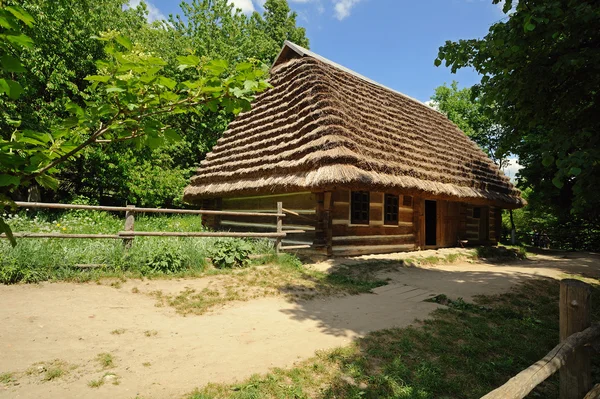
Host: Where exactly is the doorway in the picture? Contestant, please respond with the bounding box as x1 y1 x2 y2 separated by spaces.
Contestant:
425 200 437 246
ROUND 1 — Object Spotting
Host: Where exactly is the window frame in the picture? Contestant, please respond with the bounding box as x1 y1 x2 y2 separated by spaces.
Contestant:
383 193 399 225
350 191 370 225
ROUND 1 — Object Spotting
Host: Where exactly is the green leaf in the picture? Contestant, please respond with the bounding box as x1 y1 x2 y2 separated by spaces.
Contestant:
35 174 59 190
1 54 25 72
0 218 16 247
542 155 554 167
569 167 582 176
4 79 23 99
0 174 20 187
85 75 111 83
115 35 132 50
204 59 228 76
525 23 536 32
5 5 35 27
552 176 564 189
157 77 177 90
164 128 182 142
434 58 442 67
176 55 201 70
5 33 34 48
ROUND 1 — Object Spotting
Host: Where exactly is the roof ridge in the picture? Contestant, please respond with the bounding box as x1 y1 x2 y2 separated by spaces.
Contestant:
274 40 441 115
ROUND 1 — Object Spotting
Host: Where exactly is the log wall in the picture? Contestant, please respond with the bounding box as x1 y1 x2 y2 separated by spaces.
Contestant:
218 192 317 247
463 205 499 245
331 189 415 256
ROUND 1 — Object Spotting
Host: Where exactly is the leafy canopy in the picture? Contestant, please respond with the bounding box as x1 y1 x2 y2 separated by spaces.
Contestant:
0 5 269 243
435 0 600 218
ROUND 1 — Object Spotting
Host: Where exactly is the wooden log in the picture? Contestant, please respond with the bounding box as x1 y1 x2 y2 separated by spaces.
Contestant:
584 384 600 399
117 231 286 238
481 324 600 399
280 245 311 250
276 202 283 255
560 279 593 399
12 201 283 217
123 205 135 248
1 233 120 239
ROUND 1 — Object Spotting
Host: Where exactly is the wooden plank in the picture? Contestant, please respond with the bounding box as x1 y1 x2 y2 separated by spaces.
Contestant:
560 279 592 399
281 245 311 250
1 233 120 239
220 221 315 231
333 224 413 236
332 234 415 246
332 243 415 256
332 202 349 220
220 214 315 226
222 192 315 211
332 189 349 202
13 201 282 217
118 231 285 238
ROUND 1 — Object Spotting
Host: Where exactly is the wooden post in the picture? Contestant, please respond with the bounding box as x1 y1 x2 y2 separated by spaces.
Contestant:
275 201 283 255
123 205 135 248
560 279 592 399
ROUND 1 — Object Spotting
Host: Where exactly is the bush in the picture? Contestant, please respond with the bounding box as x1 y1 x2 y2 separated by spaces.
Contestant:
209 239 253 269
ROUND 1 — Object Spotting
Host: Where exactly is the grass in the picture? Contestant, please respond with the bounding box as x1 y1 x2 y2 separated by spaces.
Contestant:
111 328 126 335
0 372 13 384
186 279 600 399
143 330 158 337
88 372 119 388
151 256 392 315
0 210 277 284
96 353 115 369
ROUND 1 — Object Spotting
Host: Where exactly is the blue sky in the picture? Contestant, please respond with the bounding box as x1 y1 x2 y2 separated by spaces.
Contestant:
133 0 506 103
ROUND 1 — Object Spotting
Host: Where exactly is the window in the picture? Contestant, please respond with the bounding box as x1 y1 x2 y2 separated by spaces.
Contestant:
384 194 399 225
351 191 370 224
402 195 413 207
473 207 481 219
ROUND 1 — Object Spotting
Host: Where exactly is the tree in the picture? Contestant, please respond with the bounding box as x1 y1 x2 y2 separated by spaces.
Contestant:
435 0 600 219
431 81 508 168
0 6 269 242
48 0 309 207
435 0 600 250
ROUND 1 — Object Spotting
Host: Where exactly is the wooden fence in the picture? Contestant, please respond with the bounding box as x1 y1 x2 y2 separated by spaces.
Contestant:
1 201 309 253
482 279 600 399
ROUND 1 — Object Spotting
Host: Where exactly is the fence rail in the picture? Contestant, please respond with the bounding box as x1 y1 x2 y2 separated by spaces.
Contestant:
481 279 599 399
4 201 307 254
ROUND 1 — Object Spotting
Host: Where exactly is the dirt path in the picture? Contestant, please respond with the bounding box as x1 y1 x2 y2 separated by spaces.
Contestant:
1 251 598 399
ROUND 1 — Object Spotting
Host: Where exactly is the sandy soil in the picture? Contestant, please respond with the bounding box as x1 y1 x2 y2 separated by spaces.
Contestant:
1 250 598 399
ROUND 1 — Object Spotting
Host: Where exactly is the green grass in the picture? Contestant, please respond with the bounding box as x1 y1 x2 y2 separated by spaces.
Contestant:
0 211 277 284
0 372 13 384
186 279 600 399
96 353 115 369
151 257 392 315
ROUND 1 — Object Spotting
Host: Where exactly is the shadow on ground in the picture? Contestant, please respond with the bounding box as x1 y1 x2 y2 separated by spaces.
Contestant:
277 251 600 338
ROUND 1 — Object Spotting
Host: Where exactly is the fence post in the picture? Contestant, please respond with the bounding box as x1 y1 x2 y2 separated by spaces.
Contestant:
123 205 135 248
560 279 592 399
276 202 283 255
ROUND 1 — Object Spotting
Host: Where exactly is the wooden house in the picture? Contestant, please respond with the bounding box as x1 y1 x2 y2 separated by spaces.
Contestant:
183 41 525 256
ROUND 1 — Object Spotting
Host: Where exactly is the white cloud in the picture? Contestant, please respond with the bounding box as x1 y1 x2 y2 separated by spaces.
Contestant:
424 100 438 109
127 0 166 22
229 0 256 13
502 156 523 181
333 0 362 20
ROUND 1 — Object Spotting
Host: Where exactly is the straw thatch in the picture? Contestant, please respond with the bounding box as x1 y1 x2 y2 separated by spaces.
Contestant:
184 42 524 208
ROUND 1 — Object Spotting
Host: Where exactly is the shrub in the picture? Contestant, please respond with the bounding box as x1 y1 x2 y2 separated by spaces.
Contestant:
209 239 253 269
145 244 186 273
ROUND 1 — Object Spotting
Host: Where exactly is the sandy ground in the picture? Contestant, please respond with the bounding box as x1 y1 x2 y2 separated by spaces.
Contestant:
1 250 599 399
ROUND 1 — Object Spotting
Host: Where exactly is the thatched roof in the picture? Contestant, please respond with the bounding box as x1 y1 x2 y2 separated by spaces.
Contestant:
184 41 524 208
